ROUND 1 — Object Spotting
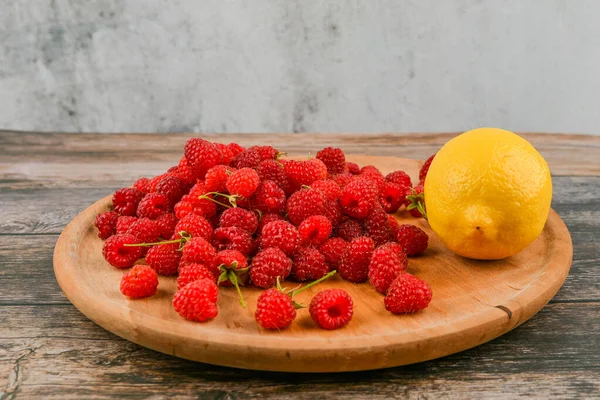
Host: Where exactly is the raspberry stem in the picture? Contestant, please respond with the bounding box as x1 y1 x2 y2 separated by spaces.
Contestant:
292 270 336 297
123 231 192 249
406 189 428 220
198 192 241 208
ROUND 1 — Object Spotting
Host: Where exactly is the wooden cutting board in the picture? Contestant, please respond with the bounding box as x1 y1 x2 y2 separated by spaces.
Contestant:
53 156 573 372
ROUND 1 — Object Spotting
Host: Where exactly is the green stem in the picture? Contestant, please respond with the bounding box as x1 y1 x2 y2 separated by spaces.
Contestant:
291 270 336 297
124 238 182 247
198 193 232 209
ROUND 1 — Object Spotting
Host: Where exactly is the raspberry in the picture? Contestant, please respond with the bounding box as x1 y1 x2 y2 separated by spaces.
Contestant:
257 213 283 234
216 249 249 287
255 288 296 330
395 224 429 256
318 237 347 271
250 145 280 161
386 170 412 188
231 149 262 169
316 147 346 174
368 245 408 294
112 188 144 216
256 159 289 191
227 142 245 157
137 193 171 219
177 263 216 290
226 167 260 197
379 182 406 213
359 166 386 192
388 214 400 237
249 247 292 288
286 187 326 225
155 213 178 239
419 153 436 182
404 184 425 217
283 159 327 192
155 175 186 205
291 247 329 282
175 156 197 184
309 289 354 330
184 138 222 178
120 265 158 298
173 279 219 322
298 215 332 246
385 273 432 314
95 211 119 240
181 237 219 276
116 216 138 234
259 220 300 255
212 227 255 256
340 178 378 219
219 207 258 234
174 213 213 242
127 217 161 244
146 243 181 276
174 198 194 219
148 173 169 193
213 142 235 165
335 219 364 242
378 241 405 257
363 204 393 246
102 234 143 268
133 177 151 193
311 179 342 201
338 236 375 283
205 165 235 193
331 173 354 188
323 199 343 226
251 180 286 214
346 162 360 175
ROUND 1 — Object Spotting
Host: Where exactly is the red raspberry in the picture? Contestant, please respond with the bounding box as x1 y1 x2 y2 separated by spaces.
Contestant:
318 237 347 271
311 179 341 201
155 175 186 205
173 279 219 322
177 263 216 290
309 289 354 330
148 173 169 193
95 211 119 240
378 241 405 256
231 149 262 169
255 288 296 330
219 207 258 234
335 219 364 242
155 213 178 239
227 142 245 157
127 217 161 243
419 153 436 182
212 227 255 256
249 248 292 289
226 167 260 197
323 199 343 226
331 173 354 188
213 142 235 165
145 243 181 276
216 249 249 287
102 234 143 268
174 198 194 220
184 138 222 179
137 193 171 219
388 214 400 237
340 178 378 219
257 213 283 234
359 166 386 192
120 265 158 298
379 181 406 213
174 213 213 242
338 236 375 283
175 156 197 184
386 170 412 187
283 159 327 192
112 188 144 216
346 162 360 175
259 220 300 255
205 165 235 193
385 273 432 314
116 216 138 234
395 224 429 256
404 184 425 217
256 159 289 191
292 247 329 282
250 145 280 161
363 204 393 246
298 215 332 246
133 177 151 193
286 187 326 225
181 237 219 276
368 245 408 294
251 180 286 214
316 147 346 174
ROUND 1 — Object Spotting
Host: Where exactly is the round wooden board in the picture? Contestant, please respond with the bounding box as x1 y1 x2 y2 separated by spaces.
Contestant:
53 155 573 373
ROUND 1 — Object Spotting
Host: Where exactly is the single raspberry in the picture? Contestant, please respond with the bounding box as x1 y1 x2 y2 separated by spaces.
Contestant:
316 147 346 174
184 138 222 179
95 211 119 240
255 288 297 330
226 167 260 198
251 180 286 214
116 216 138 234
177 263 216 290
385 273 432 314
133 177 151 193
323 199 343 226
137 193 171 219
346 162 360 175
286 187 326 225
291 247 329 282
155 175 186 205
331 173 354 188
311 179 342 201
126 217 161 244
419 153 436 182
309 289 354 330
283 159 327 193
257 213 283 234
388 214 400 237
102 234 143 268
219 207 258 234
175 156 197 184
181 237 219 276
173 278 219 322
120 265 158 298
227 142 245 157
145 243 181 276
379 182 406 213
368 245 408 294
378 241 405 256
395 224 429 256
318 237 347 271
363 204 393 246
335 219 364 242
298 215 332 246
205 165 236 193
155 213 178 239
256 159 289 191
250 145 281 161
338 236 375 283
404 184 425 217
231 149 262 169
359 166 386 192
216 249 249 287
212 227 255 256
148 173 169 193
340 178 378 219
174 213 213 242
174 198 194 220
213 142 235 165
249 247 292 289
112 188 144 216
259 220 300 255
386 170 412 188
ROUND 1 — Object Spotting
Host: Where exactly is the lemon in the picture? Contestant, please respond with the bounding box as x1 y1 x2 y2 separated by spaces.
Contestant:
424 127 552 260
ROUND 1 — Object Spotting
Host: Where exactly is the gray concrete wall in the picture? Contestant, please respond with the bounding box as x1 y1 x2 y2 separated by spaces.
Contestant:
1 0 599 134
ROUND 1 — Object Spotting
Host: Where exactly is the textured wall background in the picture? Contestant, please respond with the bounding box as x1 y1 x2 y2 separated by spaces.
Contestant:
0 0 599 134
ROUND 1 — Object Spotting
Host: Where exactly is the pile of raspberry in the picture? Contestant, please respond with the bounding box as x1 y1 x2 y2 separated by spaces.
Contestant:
96 138 436 330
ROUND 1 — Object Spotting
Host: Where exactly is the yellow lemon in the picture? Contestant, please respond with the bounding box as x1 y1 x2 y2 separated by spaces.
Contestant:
424 127 552 260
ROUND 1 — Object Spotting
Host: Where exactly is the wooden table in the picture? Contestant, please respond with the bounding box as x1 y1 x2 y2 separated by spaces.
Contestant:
1 131 599 399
